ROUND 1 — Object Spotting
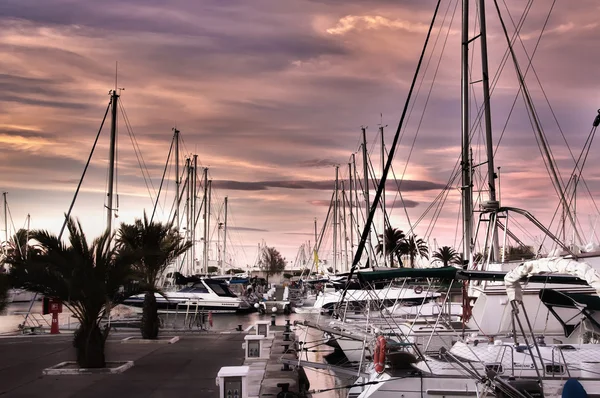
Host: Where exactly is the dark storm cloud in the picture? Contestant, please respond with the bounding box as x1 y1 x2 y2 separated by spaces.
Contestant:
228 226 269 232
296 159 339 168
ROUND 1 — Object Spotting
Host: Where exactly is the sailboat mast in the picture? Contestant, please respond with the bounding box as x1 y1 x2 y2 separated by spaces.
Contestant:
380 125 386 266
361 127 370 267
185 157 191 274
202 167 208 274
333 165 339 275
2 192 7 250
461 0 473 266
207 179 212 270
174 128 180 231
106 90 119 233
223 196 228 271
478 0 499 261
348 159 354 258
313 217 318 274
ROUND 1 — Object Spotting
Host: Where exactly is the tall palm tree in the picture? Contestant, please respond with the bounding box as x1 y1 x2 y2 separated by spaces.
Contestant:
375 227 406 267
6 217 138 368
117 211 191 339
404 234 429 268
432 246 461 267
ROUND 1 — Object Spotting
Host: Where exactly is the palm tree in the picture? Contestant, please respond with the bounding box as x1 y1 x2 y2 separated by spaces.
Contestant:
6 217 138 368
404 234 429 268
117 212 191 339
432 246 461 267
375 227 406 267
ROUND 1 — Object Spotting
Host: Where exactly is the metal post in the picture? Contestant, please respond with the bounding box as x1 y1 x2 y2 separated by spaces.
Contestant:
106 90 119 233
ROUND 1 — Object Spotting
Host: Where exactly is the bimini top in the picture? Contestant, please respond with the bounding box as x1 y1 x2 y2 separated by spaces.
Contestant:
539 288 600 311
355 263 589 286
539 288 600 337
357 266 458 283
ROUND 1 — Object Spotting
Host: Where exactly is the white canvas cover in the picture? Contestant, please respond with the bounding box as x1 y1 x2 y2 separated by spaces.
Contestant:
504 257 600 301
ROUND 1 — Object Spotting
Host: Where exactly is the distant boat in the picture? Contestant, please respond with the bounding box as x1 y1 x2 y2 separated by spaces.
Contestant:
123 278 253 313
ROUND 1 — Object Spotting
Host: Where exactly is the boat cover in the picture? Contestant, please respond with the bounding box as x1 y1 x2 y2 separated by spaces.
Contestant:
504 258 600 301
357 266 457 283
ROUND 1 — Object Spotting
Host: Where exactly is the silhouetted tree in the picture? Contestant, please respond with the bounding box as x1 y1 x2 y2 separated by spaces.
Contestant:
117 212 191 340
259 247 286 284
433 246 461 267
7 217 138 368
375 227 406 267
404 235 429 268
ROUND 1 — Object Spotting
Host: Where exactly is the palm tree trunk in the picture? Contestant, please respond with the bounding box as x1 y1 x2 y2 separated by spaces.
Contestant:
141 291 160 339
74 322 106 368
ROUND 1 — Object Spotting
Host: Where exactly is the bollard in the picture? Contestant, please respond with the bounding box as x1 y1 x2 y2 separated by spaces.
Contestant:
237 324 243 332
282 344 289 354
283 332 291 341
284 319 291 333
271 314 276 326
281 362 291 371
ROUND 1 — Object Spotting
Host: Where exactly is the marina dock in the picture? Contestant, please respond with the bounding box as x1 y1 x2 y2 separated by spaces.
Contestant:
0 320 309 398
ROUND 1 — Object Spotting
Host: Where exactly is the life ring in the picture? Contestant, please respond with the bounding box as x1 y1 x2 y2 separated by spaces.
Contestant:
374 335 386 374
414 285 423 294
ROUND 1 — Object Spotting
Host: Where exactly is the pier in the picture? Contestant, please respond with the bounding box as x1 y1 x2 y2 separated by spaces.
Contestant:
0 320 307 397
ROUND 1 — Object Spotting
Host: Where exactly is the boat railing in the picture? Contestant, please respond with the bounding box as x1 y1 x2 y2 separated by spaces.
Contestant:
549 346 571 378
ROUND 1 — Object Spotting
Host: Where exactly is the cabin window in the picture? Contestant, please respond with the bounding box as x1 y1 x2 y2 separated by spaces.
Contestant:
485 363 503 374
545 364 565 375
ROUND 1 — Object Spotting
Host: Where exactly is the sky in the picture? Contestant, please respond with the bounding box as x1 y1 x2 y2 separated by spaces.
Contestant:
1 0 599 271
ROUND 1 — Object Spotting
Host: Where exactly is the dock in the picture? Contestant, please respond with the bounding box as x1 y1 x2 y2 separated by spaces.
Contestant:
0 320 308 397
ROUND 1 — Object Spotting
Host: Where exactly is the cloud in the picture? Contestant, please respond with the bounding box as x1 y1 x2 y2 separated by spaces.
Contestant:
326 15 431 35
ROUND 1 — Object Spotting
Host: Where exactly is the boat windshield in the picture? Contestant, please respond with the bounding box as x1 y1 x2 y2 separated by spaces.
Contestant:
204 280 237 297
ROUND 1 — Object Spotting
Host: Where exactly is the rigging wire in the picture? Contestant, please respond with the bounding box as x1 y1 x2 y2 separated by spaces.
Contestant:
59 99 111 239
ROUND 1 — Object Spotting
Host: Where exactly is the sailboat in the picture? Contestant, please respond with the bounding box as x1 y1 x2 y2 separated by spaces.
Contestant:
311 0 600 396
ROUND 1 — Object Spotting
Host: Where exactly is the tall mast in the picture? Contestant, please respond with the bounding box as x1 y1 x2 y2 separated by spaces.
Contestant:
207 179 212 270
185 157 191 274
478 0 499 261
3 192 7 252
341 182 349 272
314 217 318 274
361 127 371 267
174 128 180 232
380 124 386 266
202 167 209 274
223 196 228 271
106 89 119 233
333 165 339 275
348 159 354 258
461 0 473 266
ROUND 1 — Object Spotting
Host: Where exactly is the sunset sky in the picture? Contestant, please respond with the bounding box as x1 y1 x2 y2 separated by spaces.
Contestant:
1 0 599 270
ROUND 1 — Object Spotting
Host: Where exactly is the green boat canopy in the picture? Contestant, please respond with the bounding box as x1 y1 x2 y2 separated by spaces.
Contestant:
355 267 589 285
357 266 458 283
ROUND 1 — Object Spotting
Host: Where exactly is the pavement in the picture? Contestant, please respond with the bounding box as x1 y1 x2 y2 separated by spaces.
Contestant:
0 331 246 398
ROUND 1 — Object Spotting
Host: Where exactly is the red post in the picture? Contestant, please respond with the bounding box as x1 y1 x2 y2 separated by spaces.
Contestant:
50 312 59 334
48 299 62 334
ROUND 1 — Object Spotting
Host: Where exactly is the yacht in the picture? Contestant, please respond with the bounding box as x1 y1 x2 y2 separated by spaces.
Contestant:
124 278 253 313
